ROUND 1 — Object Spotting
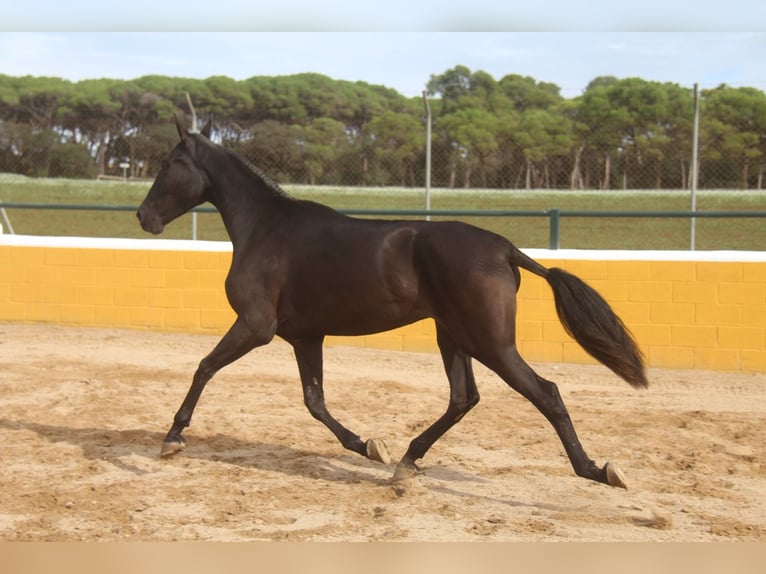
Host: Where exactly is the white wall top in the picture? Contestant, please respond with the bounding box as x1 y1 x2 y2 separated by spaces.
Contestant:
1 234 765 262
0 234 232 252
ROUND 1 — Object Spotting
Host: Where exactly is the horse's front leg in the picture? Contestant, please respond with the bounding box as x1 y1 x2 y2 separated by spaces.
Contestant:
161 316 273 457
292 338 391 465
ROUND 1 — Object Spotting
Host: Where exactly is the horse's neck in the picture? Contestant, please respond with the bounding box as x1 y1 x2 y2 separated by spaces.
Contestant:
205 151 290 247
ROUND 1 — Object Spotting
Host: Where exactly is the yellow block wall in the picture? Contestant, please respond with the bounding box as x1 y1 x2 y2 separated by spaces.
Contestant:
1 239 764 373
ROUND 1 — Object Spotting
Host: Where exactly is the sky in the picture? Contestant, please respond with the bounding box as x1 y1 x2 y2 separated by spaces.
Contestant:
1 3 764 100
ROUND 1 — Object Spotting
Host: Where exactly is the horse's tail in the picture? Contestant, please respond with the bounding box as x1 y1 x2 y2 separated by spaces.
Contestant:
510 247 648 389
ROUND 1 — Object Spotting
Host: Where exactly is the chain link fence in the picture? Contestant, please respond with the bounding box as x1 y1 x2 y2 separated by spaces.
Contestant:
1 116 762 194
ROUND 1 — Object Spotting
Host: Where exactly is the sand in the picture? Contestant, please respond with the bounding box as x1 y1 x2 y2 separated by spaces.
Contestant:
1 322 763 541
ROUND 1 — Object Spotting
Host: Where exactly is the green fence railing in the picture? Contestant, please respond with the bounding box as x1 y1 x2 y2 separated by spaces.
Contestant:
1 202 765 250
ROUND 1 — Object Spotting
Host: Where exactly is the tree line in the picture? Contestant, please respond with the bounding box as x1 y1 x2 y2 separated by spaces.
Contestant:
1 67 764 190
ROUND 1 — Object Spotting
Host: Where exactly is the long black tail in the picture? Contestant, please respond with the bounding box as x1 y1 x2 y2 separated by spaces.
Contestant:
510 247 647 389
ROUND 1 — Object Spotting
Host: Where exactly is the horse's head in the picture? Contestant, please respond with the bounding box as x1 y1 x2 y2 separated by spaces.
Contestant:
137 115 213 235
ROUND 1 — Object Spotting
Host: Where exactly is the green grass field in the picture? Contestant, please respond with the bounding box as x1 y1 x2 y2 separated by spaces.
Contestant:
1 175 765 250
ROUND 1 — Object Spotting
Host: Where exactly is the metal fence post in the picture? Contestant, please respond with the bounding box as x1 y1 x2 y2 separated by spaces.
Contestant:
0 201 15 234
548 208 560 250
690 82 701 250
422 91 432 222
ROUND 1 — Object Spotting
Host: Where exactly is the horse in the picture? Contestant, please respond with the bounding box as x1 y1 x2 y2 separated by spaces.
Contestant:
137 115 647 489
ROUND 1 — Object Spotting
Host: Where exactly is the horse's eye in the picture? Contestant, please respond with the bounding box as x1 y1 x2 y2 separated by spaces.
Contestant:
161 160 169 170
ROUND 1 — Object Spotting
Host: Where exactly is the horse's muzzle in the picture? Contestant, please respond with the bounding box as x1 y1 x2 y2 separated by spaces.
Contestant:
136 206 164 235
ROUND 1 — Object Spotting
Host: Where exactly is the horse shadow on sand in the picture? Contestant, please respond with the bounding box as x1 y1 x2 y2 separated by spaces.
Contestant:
0 417 566 512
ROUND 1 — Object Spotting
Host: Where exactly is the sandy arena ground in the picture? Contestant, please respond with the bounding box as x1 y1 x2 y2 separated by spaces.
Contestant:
0 322 763 541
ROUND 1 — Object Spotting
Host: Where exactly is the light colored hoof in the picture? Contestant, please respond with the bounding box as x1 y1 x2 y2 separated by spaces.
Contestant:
160 440 186 458
392 462 419 483
366 438 391 465
605 462 628 490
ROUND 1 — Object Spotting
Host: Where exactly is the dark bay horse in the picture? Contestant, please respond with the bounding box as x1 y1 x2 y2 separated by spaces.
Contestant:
137 116 647 489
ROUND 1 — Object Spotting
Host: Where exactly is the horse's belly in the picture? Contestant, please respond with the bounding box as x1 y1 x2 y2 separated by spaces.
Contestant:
323 306 428 337
277 283 429 339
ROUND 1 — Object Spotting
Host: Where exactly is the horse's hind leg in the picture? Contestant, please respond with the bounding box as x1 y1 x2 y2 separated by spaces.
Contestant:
487 347 627 488
394 324 480 481
292 338 391 465
161 316 271 457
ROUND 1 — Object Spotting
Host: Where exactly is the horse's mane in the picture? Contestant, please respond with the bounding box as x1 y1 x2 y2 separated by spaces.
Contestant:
201 134 295 202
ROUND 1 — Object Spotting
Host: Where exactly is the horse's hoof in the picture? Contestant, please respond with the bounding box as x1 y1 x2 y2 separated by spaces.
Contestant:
160 439 186 458
604 462 628 490
392 460 420 482
366 438 391 465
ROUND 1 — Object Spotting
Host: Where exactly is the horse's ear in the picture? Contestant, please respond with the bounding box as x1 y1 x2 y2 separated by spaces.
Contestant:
174 112 188 141
173 113 198 156
200 119 212 139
